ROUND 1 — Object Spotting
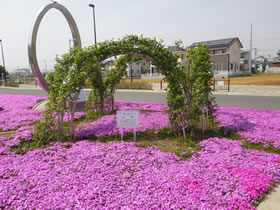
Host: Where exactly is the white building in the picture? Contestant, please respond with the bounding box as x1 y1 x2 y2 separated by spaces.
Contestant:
265 50 280 73
240 50 250 73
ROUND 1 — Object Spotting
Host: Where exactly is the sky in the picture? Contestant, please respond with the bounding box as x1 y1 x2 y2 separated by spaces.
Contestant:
0 0 280 72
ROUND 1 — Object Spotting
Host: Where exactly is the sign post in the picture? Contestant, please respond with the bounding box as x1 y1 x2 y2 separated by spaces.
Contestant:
117 110 140 141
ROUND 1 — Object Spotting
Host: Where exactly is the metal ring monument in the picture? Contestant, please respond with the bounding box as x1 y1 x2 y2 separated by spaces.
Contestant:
28 2 82 92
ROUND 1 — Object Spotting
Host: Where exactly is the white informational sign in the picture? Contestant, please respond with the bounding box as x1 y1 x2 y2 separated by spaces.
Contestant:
217 81 224 86
117 110 140 128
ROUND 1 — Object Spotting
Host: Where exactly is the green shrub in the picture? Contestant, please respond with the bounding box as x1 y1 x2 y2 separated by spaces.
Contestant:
5 83 19 87
116 81 152 90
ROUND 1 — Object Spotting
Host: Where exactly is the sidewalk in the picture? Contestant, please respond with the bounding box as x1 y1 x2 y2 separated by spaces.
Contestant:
152 83 280 97
257 186 280 210
14 84 280 97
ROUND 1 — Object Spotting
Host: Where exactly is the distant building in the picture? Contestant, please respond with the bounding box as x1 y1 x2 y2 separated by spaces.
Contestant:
190 37 244 78
101 59 115 77
240 50 250 74
253 56 267 72
9 68 33 83
265 50 280 73
127 60 162 79
167 46 187 69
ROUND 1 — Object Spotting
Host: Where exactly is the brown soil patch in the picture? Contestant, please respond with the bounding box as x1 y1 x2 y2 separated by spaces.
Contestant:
229 74 280 86
122 74 280 86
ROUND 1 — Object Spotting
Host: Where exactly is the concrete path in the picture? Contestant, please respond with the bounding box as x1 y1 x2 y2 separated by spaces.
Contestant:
257 186 280 210
152 83 280 97
214 85 280 97
11 83 280 97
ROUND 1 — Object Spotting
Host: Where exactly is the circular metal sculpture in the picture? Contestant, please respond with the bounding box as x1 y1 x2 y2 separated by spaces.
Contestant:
28 2 82 92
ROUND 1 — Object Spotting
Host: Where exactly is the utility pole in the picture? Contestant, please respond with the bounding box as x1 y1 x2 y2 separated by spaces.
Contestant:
130 65 133 83
0 39 7 84
249 23 253 74
17 66 20 83
44 60 47 74
252 48 257 59
89 4 97 45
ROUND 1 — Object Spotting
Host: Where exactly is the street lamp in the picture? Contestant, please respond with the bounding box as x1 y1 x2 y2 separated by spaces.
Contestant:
0 39 7 84
130 65 133 83
89 4 97 45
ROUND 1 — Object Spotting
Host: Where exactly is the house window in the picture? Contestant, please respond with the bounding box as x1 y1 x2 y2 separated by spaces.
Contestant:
214 63 223 70
230 63 233 70
181 54 184 59
212 64 216 70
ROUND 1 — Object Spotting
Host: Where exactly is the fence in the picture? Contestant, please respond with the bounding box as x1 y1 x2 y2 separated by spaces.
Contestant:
213 79 230 92
160 78 167 90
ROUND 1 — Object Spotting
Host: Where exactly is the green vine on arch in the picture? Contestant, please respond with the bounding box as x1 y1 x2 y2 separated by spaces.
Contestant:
33 35 215 144
86 54 142 120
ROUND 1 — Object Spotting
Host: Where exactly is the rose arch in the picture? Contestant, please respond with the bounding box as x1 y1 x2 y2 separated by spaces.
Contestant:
35 35 184 141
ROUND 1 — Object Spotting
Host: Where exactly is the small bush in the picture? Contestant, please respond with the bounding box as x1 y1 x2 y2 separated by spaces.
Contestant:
116 81 152 90
5 83 20 87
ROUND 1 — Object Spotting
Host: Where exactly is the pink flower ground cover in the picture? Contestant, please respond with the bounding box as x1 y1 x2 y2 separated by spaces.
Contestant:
1 95 280 208
0 139 279 209
0 94 46 131
76 100 169 138
0 94 86 132
216 107 280 149
0 94 86 148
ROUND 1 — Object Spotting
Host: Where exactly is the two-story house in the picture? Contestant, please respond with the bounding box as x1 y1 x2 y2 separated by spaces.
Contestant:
167 46 187 69
190 37 243 78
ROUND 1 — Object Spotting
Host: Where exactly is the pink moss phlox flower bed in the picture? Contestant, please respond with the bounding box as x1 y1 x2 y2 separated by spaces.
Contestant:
115 100 168 112
1 94 280 208
0 138 280 209
216 107 280 149
0 94 46 131
76 100 168 138
0 94 86 132
0 137 10 155
76 112 168 138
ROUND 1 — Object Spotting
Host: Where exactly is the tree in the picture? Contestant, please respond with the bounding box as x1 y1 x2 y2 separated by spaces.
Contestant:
175 44 217 138
0 65 8 84
0 65 8 76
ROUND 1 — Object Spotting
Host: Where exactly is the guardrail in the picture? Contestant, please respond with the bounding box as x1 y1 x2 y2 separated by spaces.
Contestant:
213 79 230 92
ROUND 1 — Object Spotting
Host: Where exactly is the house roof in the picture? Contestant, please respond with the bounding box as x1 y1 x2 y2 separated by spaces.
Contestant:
167 46 185 52
190 37 243 49
101 59 115 65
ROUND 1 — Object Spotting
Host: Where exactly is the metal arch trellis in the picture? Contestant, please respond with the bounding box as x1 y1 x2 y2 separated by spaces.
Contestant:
28 2 82 92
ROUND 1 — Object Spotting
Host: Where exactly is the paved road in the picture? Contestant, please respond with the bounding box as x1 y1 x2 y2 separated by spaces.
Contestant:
1 87 280 110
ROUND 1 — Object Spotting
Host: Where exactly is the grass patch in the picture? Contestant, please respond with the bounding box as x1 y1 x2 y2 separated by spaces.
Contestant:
243 142 280 155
